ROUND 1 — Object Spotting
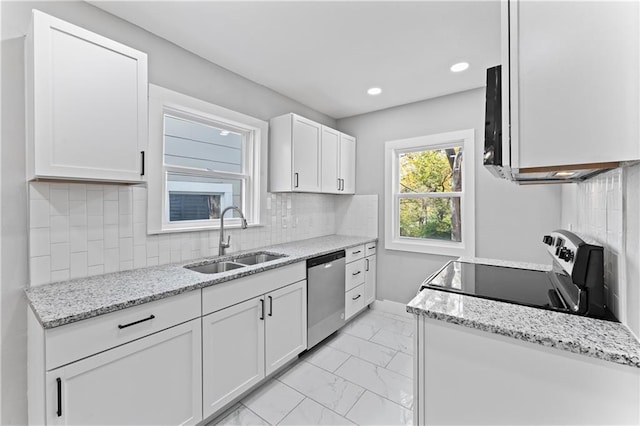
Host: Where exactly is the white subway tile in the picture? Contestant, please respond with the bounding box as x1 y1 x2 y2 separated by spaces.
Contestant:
30 227 50 257
69 201 87 227
133 245 147 268
133 200 146 224
69 184 87 201
103 185 119 201
30 200 50 228
50 269 69 283
120 237 134 262
87 215 104 241
50 216 70 244
30 256 51 286
87 190 104 216
104 225 119 249
88 240 104 266
132 185 146 201
51 243 70 271
119 188 133 215
70 252 88 279
70 227 88 253
30 182 50 200
87 265 104 276
146 257 159 266
133 222 146 245
119 214 133 238
120 260 134 271
104 248 119 273
103 201 119 225
50 188 69 216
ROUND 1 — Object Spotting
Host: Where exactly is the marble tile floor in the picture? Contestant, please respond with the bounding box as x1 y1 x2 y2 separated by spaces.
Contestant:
209 308 414 426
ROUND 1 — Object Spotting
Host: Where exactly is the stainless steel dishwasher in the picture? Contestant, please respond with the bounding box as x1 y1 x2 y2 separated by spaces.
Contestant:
307 250 346 349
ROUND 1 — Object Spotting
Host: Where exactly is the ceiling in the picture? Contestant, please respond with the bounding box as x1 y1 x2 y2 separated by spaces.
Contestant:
90 1 501 119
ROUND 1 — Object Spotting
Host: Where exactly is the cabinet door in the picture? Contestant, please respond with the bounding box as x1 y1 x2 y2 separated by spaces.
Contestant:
202 297 265 418
265 280 307 375
292 116 321 192
364 255 377 305
29 10 147 182
339 134 356 194
46 319 202 426
321 126 341 193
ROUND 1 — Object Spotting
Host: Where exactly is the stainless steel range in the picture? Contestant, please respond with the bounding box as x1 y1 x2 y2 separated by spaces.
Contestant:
421 229 617 321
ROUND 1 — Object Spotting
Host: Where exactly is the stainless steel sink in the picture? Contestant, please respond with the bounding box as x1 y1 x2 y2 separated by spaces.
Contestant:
185 252 287 274
186 261 246 274
232 252 287 265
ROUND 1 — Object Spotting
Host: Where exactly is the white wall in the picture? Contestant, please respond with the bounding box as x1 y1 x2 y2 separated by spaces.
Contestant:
0 1 338 423
337 88 562 304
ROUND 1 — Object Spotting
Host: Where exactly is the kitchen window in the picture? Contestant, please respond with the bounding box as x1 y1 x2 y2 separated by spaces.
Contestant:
384 129 475 256
147 85 266 233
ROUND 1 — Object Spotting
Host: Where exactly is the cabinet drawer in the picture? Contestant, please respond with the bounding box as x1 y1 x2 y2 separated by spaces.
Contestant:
345 245 365 263
202 262 306 315
345 284 365 321
45 290 201 370
365 242 377 256
345 259 365 291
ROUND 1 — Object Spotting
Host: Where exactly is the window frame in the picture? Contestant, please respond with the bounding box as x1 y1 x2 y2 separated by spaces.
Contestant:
147 84 266 234
384 129 475 257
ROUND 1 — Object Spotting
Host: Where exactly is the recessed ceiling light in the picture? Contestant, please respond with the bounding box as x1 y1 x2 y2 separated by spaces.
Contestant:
367 87 382 96
450 62 470 73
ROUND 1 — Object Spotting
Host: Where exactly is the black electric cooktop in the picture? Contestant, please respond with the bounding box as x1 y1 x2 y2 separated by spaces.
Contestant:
422 261 618 321
422 261 563 310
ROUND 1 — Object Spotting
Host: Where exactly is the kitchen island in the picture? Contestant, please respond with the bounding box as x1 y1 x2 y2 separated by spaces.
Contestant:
407 257 640 425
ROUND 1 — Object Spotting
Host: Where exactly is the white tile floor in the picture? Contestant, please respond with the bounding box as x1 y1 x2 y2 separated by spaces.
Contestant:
210 308 414 426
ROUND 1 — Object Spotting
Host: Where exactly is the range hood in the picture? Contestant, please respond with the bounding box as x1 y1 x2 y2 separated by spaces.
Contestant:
483 65 622 184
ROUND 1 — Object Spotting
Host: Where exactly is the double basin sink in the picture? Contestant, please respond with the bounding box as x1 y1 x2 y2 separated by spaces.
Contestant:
185 252 287 274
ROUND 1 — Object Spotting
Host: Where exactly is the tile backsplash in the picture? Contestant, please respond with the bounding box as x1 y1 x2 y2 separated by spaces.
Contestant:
335 194 378 238
573 168 626 322
28 182 342 286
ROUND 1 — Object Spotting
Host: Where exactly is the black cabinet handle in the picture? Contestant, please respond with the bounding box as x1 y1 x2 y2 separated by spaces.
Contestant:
117 314 155 329
56 377 62 417
352 271 361 276
268 296 273 316
260 299 265 320
352 250 361 255
337 178 341 191
340 179 344 191
368 246 376 250
140 151 145 176
366 259 370 272
352 294 361 301
294 173 299 188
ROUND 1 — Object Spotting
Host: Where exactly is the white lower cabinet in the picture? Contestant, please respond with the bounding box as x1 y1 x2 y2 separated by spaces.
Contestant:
46 319 202 426
364 254 377 305
202 297 265 418
202 280 307 419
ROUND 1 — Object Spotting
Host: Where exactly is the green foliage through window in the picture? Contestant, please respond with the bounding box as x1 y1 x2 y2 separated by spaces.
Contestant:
398 147 462 242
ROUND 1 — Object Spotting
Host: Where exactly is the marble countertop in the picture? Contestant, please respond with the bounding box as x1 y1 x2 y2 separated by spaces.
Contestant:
407 257 640 368
26 234 376 329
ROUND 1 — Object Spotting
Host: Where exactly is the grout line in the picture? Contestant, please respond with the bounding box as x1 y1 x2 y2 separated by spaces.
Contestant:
238 402 272 425
274 395 306 426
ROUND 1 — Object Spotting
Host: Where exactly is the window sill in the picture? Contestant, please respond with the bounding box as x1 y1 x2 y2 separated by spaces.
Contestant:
148 222 265 235
385 238 472 257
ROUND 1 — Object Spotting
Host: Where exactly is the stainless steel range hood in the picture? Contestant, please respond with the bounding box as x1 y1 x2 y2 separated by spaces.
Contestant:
490 162 621 185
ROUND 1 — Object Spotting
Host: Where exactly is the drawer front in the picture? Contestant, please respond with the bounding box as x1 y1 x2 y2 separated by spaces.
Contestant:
45 290 201 370
202 262 306 315
345 245 365 263
345 258 365 291
345 284 365 320
365 242 377 256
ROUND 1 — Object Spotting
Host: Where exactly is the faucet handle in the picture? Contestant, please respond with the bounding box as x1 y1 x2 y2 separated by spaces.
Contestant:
226 235 231 247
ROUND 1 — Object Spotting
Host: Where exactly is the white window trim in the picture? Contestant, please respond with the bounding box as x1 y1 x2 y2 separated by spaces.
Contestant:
384 129 475 257
147 84 267 234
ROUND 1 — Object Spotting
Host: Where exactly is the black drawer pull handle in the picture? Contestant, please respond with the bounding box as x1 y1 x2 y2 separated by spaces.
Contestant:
352 250 361 254
268 296 273 317
352 271 361 276
260 299 265 320
118 314 155 329
140 151 145 176
56 377 62 417
368 246 376 250
352 294 361 301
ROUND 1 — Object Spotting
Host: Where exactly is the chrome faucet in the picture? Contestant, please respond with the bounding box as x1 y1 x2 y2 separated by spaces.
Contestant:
219 206 248 256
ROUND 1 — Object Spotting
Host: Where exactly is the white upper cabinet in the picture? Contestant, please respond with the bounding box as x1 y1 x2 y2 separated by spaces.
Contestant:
26 10 148 183
270 113 356 194
321 127 356 194
270 113 322 192
504 0 639 170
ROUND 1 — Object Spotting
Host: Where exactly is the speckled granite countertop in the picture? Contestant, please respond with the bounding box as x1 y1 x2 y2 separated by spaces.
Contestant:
407 257 640 368
26 234 376 329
